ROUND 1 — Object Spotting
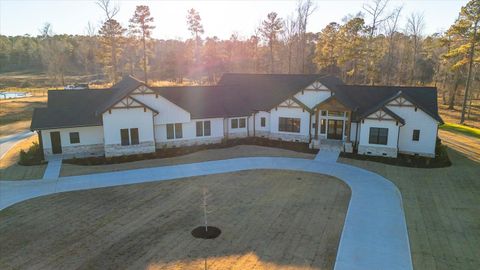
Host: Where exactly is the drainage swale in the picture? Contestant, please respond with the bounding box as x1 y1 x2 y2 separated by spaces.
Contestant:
191 226 221 239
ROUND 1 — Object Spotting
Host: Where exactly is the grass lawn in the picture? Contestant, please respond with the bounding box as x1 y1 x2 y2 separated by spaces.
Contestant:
439 122 480 139
339 149 480 270
0 170 350 270
0 96 47 137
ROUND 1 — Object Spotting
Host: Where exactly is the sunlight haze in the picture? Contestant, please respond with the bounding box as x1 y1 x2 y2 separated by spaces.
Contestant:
0 0 469 39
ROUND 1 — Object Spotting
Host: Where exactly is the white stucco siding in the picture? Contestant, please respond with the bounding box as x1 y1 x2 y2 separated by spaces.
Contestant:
359 119 399 148
270 107 310 138
102 107 155 145
226 116 249 137
155 118 224 142
133 94 191 124
42 126 104 149
387 104 439 156
294 89 331 109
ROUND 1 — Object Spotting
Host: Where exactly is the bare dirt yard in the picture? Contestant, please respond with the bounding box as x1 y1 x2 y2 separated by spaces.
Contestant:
61 145 315 177
0 170 350 270
340 149 480 270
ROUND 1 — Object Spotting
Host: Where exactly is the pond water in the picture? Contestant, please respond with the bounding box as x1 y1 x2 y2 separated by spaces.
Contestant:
0 92 31 99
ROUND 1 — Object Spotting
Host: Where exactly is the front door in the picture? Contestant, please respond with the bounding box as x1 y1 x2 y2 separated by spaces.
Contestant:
327 120 343 140
50 131 62 154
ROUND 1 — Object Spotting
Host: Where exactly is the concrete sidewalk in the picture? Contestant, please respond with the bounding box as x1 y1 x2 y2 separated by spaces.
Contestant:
42 157 62 180
0 156 413 270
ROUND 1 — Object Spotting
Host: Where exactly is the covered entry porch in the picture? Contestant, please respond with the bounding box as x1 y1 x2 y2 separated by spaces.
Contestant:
310 95 353 151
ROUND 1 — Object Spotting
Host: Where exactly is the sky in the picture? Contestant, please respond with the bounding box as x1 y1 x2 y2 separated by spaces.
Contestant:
0 0 469 40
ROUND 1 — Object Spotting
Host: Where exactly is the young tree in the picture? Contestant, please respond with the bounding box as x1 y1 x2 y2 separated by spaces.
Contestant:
259 12 283 73
129 5 155 84
98 19 126 83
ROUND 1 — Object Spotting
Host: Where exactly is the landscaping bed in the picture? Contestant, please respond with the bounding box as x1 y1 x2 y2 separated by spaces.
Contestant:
340 139 451 168
64 137 318 166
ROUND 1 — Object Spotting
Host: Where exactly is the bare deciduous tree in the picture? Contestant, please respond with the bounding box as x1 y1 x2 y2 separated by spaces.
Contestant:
406 12 425 85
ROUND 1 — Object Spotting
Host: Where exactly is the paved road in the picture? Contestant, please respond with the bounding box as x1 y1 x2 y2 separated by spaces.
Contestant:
0 155 413 270
0 130 34 160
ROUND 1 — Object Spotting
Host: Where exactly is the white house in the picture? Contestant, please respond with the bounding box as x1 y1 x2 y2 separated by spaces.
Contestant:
31 73 443 160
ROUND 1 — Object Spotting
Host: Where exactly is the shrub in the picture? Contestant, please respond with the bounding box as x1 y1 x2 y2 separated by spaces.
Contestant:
18 142 44 166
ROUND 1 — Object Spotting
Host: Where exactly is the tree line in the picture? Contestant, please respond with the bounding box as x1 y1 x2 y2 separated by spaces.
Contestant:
0 0 478 121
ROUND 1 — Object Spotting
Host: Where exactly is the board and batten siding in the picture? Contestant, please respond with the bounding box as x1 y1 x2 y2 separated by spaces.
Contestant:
155 118 224 147
270 107 310 142
132 94 191 124
41 126 104 158
386 100 438 157
294 81 331 109
358 118 399 157
102 107 155 156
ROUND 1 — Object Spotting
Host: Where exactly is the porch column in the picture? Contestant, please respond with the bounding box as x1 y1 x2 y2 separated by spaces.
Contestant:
314 109 319 140
345 111 351 142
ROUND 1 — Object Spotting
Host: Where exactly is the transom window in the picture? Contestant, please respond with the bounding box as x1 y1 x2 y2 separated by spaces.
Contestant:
69 132 80 144
196 121 211 137
167 123 183 139
279 117 301 133
369 127 388 145
328 111 345 117
120 128 139 146
412 129 420 141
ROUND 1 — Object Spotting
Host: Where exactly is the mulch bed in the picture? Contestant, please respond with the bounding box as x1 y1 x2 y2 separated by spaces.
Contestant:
191 226 221 239
63 137 318 166
340 143 451 168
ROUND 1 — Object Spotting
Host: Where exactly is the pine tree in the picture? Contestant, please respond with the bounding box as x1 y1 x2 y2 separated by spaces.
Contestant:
129 5 155 84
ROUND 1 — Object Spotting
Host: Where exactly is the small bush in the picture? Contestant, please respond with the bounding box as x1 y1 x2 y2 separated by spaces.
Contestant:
18 142 44 166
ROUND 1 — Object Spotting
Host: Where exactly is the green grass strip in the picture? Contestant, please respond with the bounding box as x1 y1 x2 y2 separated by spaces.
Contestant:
440 122 480 139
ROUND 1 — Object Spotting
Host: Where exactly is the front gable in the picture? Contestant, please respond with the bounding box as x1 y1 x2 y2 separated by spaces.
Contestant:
294 80 333 109
130 85 156 95
109 96 158 114
387 97 414 107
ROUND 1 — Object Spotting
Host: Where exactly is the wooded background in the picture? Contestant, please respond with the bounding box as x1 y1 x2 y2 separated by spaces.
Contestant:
0 0 478 117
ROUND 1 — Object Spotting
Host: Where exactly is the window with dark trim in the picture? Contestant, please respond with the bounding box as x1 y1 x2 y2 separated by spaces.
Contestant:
174 123 183 138
279 117 301 133
261 117 266 127
369 127 388 145
69 132 80 144
167 123 183 139
320 119 326 134
196 121 203 136
196 121 211 137
239 118 246 128
130 128 139 145
204 121 211 136
321 111 327 116
231 119 238 129
412 129 420 141
121 129 130 146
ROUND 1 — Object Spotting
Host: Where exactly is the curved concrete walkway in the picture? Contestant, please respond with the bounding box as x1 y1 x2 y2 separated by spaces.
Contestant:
0 157 412 270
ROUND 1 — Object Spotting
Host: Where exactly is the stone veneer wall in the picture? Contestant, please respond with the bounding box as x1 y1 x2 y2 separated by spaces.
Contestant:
156 137 223 148
268 132 309 143
358 145 398 158
227 132 248 139
44 144 104 160
104 141 155 157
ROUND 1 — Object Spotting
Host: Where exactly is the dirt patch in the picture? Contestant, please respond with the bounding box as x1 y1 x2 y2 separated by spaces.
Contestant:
191 226 221 239
0 170 350 270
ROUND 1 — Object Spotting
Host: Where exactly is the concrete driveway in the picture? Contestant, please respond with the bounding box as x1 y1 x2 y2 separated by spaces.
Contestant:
0 130 34 160
0 155 413 270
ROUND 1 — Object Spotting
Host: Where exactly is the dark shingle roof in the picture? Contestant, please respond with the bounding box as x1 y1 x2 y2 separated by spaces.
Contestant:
31 89 114 130
335 85 443 123
31 73 442 130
